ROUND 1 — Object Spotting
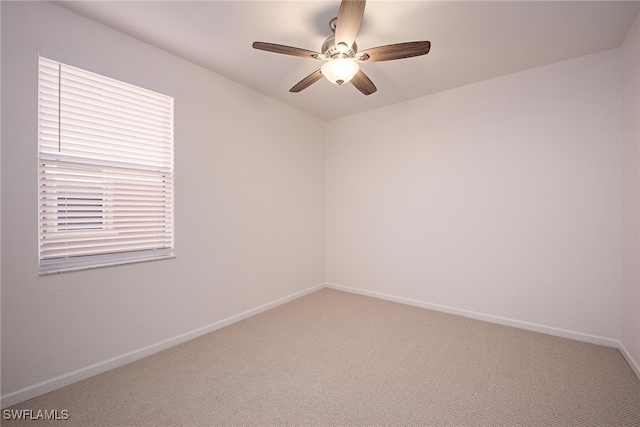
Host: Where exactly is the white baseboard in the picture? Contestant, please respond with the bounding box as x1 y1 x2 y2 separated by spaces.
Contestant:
325 283 620 348
1 283 325 409
618 341 640 380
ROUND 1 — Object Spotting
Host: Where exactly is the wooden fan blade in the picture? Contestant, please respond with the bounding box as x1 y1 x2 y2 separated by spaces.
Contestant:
290 70 324 93
335 0 366 50
350 69 376 95
252 42 321 59
357 41 431 62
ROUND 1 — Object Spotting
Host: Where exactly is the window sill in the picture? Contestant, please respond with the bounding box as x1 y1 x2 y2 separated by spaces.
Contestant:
39 253 176 276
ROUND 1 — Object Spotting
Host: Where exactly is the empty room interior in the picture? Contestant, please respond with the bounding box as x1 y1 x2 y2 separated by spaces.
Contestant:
1 0 640 425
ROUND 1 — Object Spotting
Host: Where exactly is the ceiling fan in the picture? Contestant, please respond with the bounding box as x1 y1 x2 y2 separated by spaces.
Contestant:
252 0 431 95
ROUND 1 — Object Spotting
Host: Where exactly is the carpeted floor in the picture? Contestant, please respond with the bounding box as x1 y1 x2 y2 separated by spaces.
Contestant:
3 288 640 426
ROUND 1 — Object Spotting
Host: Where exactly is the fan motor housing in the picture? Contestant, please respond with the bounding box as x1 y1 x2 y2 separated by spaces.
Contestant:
321 34 357 59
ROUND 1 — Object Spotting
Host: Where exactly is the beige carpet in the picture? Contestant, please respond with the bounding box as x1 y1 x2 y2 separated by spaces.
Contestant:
3 288 640 426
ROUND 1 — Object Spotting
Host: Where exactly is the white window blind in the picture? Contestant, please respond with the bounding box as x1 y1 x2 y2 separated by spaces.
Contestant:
38 56 174 274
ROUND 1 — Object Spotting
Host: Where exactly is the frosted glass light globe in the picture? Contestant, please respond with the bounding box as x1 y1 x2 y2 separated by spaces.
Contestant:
321 58 359 85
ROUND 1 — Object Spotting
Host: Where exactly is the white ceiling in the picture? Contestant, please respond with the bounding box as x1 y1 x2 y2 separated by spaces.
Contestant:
55 0 639 122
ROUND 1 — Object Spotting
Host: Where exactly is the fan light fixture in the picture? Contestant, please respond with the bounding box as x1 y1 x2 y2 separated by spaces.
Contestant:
252 0 431 95
321 58 359 85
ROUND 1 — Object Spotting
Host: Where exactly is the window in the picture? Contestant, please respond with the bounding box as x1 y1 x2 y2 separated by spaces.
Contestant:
38 56 174 274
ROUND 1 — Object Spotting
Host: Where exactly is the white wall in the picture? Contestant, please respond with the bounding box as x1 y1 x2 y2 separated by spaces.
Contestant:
1 1 325 405
621 13 640 374
326 49 623 343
